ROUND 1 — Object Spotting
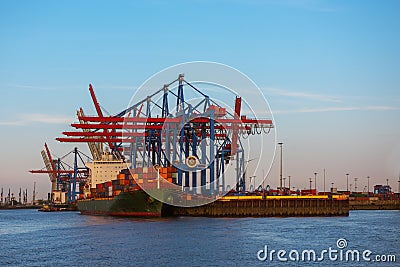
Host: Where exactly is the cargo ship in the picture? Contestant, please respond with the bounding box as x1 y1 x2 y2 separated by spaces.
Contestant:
77 152 350 217
77 152 177 217
77 190 163 216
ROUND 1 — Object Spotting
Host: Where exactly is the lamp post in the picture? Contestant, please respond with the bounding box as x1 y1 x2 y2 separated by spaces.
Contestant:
346 173 349 192
367 176 370 196
309 178 312 192
331 182 334 193
314 172 317 192
249 175 256 192
288 175 291 194
242 158 256 192
354 178 358 193
386 178 390 194
262 169 265 191
398 175 400 194
278 142 283 194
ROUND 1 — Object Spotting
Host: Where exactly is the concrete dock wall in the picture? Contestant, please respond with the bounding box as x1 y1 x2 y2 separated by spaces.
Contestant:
350 200 400 210
163 198 349 217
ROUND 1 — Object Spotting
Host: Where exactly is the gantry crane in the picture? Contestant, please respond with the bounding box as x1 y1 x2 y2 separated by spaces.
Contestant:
41 143 57 192
88 84 123 160
29 144 90 203
77 107 103 161
57 74 274 199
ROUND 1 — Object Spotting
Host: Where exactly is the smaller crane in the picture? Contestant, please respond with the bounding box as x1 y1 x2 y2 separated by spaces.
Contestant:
29 144 90 203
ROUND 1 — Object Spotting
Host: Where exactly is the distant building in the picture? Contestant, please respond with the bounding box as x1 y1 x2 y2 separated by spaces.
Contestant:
374 185 391 195
301 189 316 196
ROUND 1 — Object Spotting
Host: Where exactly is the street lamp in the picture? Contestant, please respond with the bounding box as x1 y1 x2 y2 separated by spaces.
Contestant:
346 173 349 192
314 172 317 192
398 175 400 194
278 142 283 194
367 176 370 195
249 176 256 192
242 158 257 192
288 175 291 194
354 178 358 193
309 178 312 192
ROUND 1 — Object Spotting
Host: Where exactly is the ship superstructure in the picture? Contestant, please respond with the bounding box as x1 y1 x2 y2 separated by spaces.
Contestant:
85 151 126 189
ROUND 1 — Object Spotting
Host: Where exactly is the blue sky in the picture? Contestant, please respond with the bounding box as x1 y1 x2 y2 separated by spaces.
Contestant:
0 0 399 199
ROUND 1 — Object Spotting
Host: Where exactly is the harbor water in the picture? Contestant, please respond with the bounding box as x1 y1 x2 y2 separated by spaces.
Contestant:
0 209 398 266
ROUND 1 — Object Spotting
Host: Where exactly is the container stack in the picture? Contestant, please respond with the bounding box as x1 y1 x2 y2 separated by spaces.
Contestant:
133 166 178 189
85 167 178 199
159 166 178 183
207 104 226 117
86 173 137 198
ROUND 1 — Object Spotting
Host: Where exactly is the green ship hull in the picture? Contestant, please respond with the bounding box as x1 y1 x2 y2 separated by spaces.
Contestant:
77 190 163 217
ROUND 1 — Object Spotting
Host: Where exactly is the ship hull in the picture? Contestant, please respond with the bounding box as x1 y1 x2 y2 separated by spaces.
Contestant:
77 190 163 217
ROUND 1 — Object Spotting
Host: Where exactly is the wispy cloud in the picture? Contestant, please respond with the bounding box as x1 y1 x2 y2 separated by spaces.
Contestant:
6 84 59 91
5 83 137 92
0 113 74 126
265 87 342 103
96 85 137 91
274 106 400 114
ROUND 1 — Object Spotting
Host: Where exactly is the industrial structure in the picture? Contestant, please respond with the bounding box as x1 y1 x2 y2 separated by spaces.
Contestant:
0 187 28 206
28 73 355 216
57 75 274 205
29 143 90 203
